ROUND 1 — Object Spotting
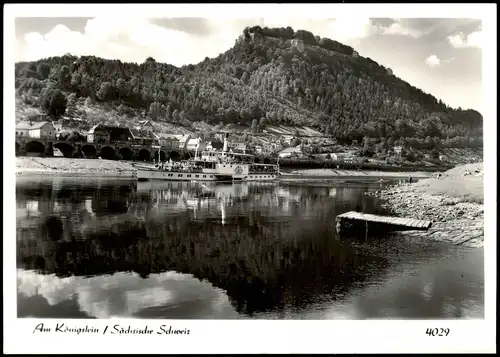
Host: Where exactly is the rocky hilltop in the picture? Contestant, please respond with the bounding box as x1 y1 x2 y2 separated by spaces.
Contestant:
15 25 482 161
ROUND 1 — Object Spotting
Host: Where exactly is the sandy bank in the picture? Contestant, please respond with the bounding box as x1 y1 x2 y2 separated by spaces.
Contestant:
369 163 484 248
286 168 432 178
15 157 136 178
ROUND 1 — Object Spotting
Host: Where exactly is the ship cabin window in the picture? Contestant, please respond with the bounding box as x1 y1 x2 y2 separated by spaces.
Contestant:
195 175 199 178
187 174 191 178
203 175 206 178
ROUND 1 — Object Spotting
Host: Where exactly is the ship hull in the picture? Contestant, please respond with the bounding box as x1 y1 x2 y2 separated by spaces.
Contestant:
136 169 279 182
136 169 220 182
244 173 279 181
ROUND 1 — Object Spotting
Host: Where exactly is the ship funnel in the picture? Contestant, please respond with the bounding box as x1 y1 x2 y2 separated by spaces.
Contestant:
222 132 229 152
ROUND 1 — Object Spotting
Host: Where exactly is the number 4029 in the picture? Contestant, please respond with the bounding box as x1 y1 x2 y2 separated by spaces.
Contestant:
426 328 450 336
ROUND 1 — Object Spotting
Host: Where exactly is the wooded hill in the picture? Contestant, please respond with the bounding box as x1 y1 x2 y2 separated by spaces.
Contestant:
15 25 483 151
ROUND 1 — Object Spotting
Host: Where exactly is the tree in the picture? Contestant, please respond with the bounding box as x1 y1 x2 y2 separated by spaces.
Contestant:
148 102 163 120
165 104 173 122
37 63 50 79
71 72 81 86
98 82 113 101
240 109 250 122
66 93 77 117
116 78 126 99
362 136 375 157
241 72 250 84
59 65 70 88
43 90 67 118
172 109 180 122
259 117 267 128
251 119 259 132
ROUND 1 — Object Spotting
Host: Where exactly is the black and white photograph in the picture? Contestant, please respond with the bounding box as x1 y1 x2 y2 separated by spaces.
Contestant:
4 3 496 354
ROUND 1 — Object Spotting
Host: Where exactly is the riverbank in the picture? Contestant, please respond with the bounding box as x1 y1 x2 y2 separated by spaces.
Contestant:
15 157 136 178
369 163 484 248
16 157 436 180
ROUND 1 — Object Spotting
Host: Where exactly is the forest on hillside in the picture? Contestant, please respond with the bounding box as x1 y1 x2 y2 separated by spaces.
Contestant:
14 25 483 151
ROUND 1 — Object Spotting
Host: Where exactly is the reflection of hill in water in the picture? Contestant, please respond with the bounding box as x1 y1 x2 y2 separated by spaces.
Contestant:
17 179 389 315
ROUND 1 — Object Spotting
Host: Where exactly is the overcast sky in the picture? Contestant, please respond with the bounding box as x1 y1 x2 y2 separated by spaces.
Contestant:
14 17 482 111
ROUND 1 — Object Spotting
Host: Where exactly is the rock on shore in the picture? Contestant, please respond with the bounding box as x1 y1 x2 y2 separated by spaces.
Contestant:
368 163 484 248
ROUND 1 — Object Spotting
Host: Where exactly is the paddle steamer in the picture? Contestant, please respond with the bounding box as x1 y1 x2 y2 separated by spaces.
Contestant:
135 133 280 182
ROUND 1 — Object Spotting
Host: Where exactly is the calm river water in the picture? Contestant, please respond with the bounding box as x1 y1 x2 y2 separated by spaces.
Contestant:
16 177 484 319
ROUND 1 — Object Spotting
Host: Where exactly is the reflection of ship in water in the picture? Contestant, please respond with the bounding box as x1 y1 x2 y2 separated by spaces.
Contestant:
135 180 279 222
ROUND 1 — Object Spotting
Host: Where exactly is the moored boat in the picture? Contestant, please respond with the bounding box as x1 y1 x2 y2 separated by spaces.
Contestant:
136 133 280 182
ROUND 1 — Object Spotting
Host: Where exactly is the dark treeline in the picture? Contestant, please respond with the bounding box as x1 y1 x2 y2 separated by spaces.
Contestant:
15 26 482 151
17 180 388 315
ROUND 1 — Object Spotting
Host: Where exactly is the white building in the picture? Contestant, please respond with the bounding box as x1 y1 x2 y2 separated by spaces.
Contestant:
227 141 247 153
177 135 191 150
330 153 355 163
291 39 305 52
281 135 295 145
156 133 180 149
16 121 56 140
87 123 110 144
186 137 205 152
53 122 63 134
136 120 154 131
278 145 303 158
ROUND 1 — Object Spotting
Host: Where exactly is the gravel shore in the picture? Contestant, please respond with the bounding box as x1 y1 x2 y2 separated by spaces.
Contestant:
367 163 484 248
15 157 137 178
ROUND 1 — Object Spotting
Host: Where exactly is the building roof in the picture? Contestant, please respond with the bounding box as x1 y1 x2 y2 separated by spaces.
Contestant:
16 121 51 130
331 153 353 158
177 134 191 144
156 133 180 140
87 123 103 134
130 128 157 140
186 138 201 146
280 146 302 154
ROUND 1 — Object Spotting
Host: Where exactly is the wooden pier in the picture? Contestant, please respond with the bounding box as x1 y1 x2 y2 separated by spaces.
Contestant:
335 211 432 236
